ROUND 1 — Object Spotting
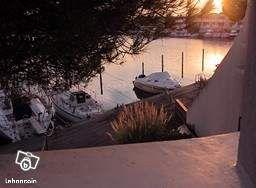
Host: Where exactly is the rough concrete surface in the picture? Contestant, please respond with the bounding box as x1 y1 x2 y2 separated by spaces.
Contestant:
237 0 256 185
0 132 253 188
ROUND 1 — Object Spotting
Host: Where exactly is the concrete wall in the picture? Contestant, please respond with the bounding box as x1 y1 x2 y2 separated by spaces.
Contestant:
238 0 256 185
186 11 249 136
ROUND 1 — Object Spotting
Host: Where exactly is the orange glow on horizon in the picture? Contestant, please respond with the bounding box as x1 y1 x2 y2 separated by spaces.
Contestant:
200 0 223 13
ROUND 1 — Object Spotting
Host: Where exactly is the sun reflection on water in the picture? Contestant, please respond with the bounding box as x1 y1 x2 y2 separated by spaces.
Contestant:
87 38 232 110
206 53 224 70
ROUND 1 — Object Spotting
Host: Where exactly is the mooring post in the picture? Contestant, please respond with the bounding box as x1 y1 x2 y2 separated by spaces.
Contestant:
161 54 164 72
99 69 103 95
142 62 145 75
202 49 205 72
182 52 184 78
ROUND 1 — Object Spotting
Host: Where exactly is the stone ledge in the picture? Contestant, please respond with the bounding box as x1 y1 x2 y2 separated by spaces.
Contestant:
0 132 253 188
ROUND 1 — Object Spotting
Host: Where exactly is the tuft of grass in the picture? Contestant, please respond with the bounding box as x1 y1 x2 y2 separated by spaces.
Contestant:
110 102 171 144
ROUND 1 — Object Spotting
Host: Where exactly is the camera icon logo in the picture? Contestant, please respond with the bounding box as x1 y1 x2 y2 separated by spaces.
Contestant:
15 150 40 171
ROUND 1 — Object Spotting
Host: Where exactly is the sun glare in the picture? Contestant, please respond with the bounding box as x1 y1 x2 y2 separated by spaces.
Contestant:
213 0 223 13
206 53 223 71
200 0 223 13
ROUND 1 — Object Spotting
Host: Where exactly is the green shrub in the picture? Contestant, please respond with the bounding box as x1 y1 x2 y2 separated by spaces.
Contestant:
110 102 171 144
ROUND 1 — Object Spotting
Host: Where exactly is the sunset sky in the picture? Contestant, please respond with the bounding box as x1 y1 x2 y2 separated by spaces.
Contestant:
199 0 223 13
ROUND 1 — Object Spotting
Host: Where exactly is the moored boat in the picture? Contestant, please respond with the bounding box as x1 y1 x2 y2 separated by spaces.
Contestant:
52 90 103 122
133 71 181 94
0 89 54 143
0 109 17 144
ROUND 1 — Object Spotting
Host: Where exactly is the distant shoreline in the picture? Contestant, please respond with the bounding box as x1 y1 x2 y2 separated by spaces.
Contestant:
162 35 235 42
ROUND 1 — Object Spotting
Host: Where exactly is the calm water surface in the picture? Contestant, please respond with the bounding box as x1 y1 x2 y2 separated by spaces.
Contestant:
86 38 233 110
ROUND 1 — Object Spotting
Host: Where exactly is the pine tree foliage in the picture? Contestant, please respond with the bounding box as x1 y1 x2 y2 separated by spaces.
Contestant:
0 0 192 90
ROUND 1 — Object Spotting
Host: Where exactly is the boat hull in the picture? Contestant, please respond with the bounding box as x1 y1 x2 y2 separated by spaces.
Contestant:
53 102 101 123
133 87 156 99
133 80 172 94
53 102 84 122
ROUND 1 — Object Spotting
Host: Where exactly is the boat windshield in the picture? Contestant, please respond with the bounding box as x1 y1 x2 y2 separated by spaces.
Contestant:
74 92 86 104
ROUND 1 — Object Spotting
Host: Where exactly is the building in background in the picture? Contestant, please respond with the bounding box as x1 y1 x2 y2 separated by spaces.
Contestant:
193 13 242 38
167 13 242 39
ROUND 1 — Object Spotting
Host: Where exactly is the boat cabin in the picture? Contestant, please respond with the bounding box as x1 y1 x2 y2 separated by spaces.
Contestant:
12 96 32 121
69 91 91 105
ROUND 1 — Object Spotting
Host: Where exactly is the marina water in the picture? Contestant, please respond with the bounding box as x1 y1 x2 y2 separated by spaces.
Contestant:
86 38 233 110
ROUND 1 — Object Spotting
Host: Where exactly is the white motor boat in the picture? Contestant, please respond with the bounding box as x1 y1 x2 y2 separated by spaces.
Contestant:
0 89 54 143
0 109 18 143
133 72 181 94
0 90 18 143
52 91 103 122
29 97 54 134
